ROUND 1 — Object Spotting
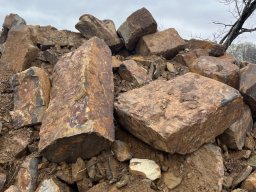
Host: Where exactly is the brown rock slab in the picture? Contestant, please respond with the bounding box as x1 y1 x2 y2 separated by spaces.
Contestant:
240 63 256 119
241 171 256 191
112 140 132 162
75 15 122 52
190 56 240 89
185 39 215 51
16 156 39 192
136 28 185 59
1 26 39 72
218 105 253 150
118 60 149 85
10 67 51 128
115 72 243 154
35 178 71 192
39 37 114 163
118 8 157 51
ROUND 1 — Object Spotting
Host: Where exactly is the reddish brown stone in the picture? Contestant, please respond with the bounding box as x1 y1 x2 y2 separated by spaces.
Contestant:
239 63 256 119
136 28 185 59
190 56 240 89
10 67 51 128
185 39 215 50
39 37 114 163
118 60 150 85
118 8 157 51
115 73 243 154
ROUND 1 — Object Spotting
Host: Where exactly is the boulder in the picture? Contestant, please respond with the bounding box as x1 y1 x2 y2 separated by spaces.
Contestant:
218 105 253 150
129 158 161 181
75 15 122 52
209 43 226 57
10 67 51 128
117 8 157 51
136 28 185 59
115 73 243 154
118 60 149 85
39 37 114 163
0 26 39 72
240 63 256 119
16 156 39 192
35 178 71 192
112 140 132 162
185 39 215 51
190 56 240 89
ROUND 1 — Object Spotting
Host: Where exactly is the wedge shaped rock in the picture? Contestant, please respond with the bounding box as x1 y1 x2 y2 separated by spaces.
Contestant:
115 73 243 154
39 37 114 163
36 178 71 192
10 67 50 128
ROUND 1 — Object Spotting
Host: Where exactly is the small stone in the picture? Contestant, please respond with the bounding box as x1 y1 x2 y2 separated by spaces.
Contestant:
209 44 226 57
0 170 6 191
112 140 132 162
247 154 256 168
241 171 256 191
116 174 130 188
136 28 185 59
112 56 123 69
231 189 248 192
4 185 20 192
76 177 93 192
87 157 97 180
166 62 178 74
118 8 157 51
223 176 233 189
10 67 51 128
129 158 161 181
72 157 86 181
232 166 252 187
118 60 149 85
163 172 182 190
244 135 255 150
35 178 71 192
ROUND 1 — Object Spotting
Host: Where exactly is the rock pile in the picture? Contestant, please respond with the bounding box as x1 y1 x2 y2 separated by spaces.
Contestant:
0 8 256 192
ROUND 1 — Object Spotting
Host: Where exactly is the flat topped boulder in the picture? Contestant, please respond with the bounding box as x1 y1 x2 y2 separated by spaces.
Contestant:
115 73 243 154
190 56 240 89
39 37 114 163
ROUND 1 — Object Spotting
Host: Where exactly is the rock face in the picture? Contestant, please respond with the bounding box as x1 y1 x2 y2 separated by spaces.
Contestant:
239 63 256 119
10 67 51 128
36 178 71 192
75 14 122 52
115 72 243 154
129 158 161 180
190 56 240 89
218 105 253 150
39 37 114 163
136 28 185 59
117 8 157 51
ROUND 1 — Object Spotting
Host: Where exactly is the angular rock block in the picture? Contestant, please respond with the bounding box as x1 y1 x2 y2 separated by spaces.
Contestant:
240 63 256 119
10 67 50 128
115 73 244 154
218 105 253 150
118 8 157 51
4 185 20 192
190 56 240 89
75 14 122 52
39 37 114 163
36 178 71 192
136 28 185 59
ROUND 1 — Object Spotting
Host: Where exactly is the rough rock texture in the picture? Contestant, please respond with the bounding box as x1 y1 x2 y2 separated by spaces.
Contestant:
0 170 6 191
112 140 132 162
136 28 185 59
16 156 39 192
4 185 20 192
172 144 224 192
10 67 51 128
185 39 215 51
115 73 243 154
241 171 256 191
218 105 253 150
35 178 71 192
117 8 157 51
39 37 114 163
239 63 256 119
118 60 149 85
0 26 39 72
190 56 240 89
72 157 86 182
75 14 122 52
162 172 182 190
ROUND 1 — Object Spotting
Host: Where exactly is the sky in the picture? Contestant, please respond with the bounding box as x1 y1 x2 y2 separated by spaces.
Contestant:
0 0 256 43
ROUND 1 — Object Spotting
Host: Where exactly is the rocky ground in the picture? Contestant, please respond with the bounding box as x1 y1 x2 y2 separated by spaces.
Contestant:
0 8 256 192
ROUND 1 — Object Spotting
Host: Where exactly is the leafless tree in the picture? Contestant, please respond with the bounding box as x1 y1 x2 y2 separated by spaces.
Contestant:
214 0 256 49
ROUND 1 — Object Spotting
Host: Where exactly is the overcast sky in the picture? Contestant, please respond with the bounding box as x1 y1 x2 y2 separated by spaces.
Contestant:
0 0 256 43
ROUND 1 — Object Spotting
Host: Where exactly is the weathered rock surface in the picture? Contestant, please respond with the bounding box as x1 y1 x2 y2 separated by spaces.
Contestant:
118 60 149 85
118 8 157 51
35 178 71 192
240 63 256 119
129 158 161 180
241 171 256 191
115 72 243 154
39 37 114 163
0 170 6 191
218 105 253 150
10 67 50 128
4 185 20 192
112 140 132 162
112 56 123 69
136 28 185 59
75 15 122 52
72 157 86 182
162 172 182 190
232 165 252 187
190 56 240 89
16 156 39 192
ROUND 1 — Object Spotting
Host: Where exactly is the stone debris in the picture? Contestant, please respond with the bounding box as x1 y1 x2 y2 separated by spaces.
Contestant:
72 157 86 182
35 178 71 192
162 172 182 190
4 185 20 192
241 171 256 191
112 140 132 162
